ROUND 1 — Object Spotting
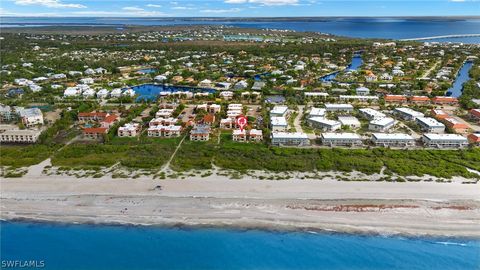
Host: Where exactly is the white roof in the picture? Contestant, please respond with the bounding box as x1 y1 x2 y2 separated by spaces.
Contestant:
309 107 326 117
423 134 467 141
338 116 360 126
325 103 353 109
270 105 288 115
372 133 414 140
271 116 287 126
394 107 424 117
370 117 395 126
233 129 246 135
309 117 341 126
1 129 41 136
249 129 263 136
304 92 329 96
356 86 370 91
416 117 445 128
339 95 378 100
359 108 386 119
148 125 181 131
321 133 361 140
119 123 140 132
271 132 309 139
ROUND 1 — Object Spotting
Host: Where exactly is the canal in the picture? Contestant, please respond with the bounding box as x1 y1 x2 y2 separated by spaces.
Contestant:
320 54 363 82
446 61 473 98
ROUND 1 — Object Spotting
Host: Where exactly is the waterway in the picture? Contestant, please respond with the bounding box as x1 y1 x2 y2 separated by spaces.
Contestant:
2 17 480 43
320 54 363 82
132 84 216 102
446 61 474 97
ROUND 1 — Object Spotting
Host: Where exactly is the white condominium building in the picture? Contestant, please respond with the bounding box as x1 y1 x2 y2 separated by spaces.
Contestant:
371 133 415 147
422 134 468 148
321 133 362 147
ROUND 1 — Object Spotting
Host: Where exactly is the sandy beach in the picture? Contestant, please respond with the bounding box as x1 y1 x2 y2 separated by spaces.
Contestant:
1 174 479 237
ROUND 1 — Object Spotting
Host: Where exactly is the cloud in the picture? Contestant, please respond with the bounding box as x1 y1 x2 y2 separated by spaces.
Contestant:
72 10 167 16
200 8 242 13
172 6 194 10
14 0 86 8
146 4 162 8
224 0 299 5
122 6 145 11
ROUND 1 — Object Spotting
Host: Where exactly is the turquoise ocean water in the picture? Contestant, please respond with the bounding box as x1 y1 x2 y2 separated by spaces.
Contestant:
1 221 479 270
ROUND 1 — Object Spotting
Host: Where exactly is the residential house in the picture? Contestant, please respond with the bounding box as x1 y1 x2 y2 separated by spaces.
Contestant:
467 133 480 145
150 117 176 127
202 114 216 126
148 125 182 138
410 96 430 104
190 124 211 141
249 129 263 142
232 129 247 142
385 95 407 103
0 105 14 122
83 127 108 139
431 96 458 105
443 118 469 133
431 109 449 120
78 112 109 123
18 108 43 127
355 86 370 96
118 123 141 137
469 109 480 123
156 109 174 118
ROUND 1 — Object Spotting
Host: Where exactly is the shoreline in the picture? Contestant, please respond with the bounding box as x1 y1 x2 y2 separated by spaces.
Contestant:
2 217 479 242
2 176 479 238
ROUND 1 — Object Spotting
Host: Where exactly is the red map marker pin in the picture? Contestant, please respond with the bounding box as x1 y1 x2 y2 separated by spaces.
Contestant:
236 116 247 132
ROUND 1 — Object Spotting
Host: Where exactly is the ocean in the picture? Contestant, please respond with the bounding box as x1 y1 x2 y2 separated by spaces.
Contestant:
1 17 480 43
1 221 479 270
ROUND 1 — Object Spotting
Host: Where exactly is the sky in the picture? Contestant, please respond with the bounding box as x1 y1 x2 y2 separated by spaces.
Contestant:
0 0 479 17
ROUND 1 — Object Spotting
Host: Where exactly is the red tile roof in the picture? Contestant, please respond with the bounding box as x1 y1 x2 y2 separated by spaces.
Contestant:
432 96 458 103
103 114 119 123
470 109 480 118
468 134 480 143
78 112 109 118
384 95 407 102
